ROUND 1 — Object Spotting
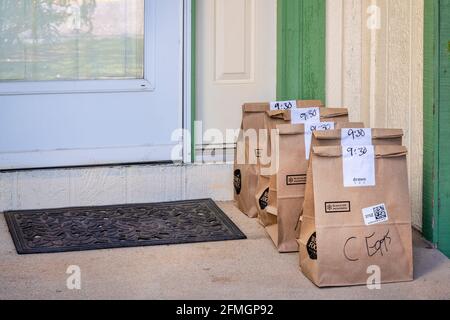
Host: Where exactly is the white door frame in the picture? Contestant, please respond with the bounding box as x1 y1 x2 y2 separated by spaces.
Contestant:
183 0 193 164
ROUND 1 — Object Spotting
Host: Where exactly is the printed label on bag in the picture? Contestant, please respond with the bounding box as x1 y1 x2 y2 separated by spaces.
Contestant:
270 100 297 111
286 174 307 186
362 204 389 225
342 145 376 187
259 188 269 210
307 232 317 260
234 170 242 195
325 201 351 213
291 107 321 124
305 122 335 160
341 128 372 146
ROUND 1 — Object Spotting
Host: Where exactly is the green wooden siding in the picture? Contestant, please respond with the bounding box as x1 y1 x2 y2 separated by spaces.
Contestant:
277 0 326 101
423 0 440 243
438 0 450 256
424 0 450 257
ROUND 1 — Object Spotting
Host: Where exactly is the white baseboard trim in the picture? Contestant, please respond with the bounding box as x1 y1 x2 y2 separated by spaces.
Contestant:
0 163 234 212
194 143 236 164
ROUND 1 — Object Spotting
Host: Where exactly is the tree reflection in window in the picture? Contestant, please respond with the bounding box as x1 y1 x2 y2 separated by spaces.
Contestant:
0 0 144 81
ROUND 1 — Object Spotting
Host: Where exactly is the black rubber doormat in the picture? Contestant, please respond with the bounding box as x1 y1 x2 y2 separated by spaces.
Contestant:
4 199 246 255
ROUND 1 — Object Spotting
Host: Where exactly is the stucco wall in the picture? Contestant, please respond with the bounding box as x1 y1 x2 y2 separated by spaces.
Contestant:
327 0 424 229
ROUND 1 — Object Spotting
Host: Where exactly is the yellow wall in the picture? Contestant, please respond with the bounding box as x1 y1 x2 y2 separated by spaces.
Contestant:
327 0 424 229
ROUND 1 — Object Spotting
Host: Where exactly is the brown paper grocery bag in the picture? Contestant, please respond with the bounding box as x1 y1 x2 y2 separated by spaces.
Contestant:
234 100 322 218
259 100 324 175
300 128 405 230
299 144 413 287
234 104 267 218
263 122 364 229
255 101 323 223
263 109 351 252
265 124 307 252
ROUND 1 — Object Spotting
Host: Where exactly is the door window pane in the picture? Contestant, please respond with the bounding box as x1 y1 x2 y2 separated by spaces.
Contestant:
0 0 145 82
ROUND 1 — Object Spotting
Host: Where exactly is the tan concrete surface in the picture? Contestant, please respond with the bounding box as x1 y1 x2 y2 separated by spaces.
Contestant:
0 202 449 300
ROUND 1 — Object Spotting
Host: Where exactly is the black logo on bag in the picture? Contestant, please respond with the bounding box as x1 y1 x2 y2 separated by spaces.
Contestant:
325 201 351 213
286 174 307 186
307 232 317 260
234 170 242 195
259 188 269 210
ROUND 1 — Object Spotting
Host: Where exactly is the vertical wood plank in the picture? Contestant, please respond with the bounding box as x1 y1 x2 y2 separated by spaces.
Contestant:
422 0 439 242
410 0 424 229
360 0 371 126
326 0 344 106
386 0 411 131
342 0 362 122
386 0 414 228
277 0 326 101
372 0 389 128
302 0 326 101
438 0 450 256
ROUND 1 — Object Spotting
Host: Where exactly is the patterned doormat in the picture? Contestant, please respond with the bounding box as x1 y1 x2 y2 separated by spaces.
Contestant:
4 199 246 255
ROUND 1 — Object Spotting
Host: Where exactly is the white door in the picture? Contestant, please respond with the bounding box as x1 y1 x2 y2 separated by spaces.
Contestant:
0 0 183 170
196 0 276 159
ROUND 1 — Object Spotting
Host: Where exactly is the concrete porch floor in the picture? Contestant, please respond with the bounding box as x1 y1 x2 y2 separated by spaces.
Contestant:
0 202 449 300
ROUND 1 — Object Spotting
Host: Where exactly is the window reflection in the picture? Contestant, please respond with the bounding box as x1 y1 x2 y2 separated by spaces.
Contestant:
0 0 145 81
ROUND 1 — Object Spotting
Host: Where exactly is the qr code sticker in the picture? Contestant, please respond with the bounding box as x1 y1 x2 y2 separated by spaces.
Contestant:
362 204 389 226
373 205 387 220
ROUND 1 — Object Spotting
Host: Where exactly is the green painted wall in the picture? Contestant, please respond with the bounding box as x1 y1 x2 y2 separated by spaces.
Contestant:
276 0 326 102
423 0 450 257
437 0 450 256
423 0 439 243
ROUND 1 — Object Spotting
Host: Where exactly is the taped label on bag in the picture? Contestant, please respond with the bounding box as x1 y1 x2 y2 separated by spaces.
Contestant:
362 203 389 225
291 107 320 124
305 122 335 160
341 128 372 146
270 100 297 111
342 145 376 187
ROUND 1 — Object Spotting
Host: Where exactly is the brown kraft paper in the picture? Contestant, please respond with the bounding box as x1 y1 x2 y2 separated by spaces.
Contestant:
299 144 413 287
235 100 322 219
255 101 323 225
263 109 351 253
298 128 405 232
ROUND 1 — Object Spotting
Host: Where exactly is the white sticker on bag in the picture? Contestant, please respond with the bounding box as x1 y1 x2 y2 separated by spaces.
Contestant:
291 107 321 124
341 128 372 146
342 145 376 187
362 203 389 225
305 122 335 160
270 100 297 111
